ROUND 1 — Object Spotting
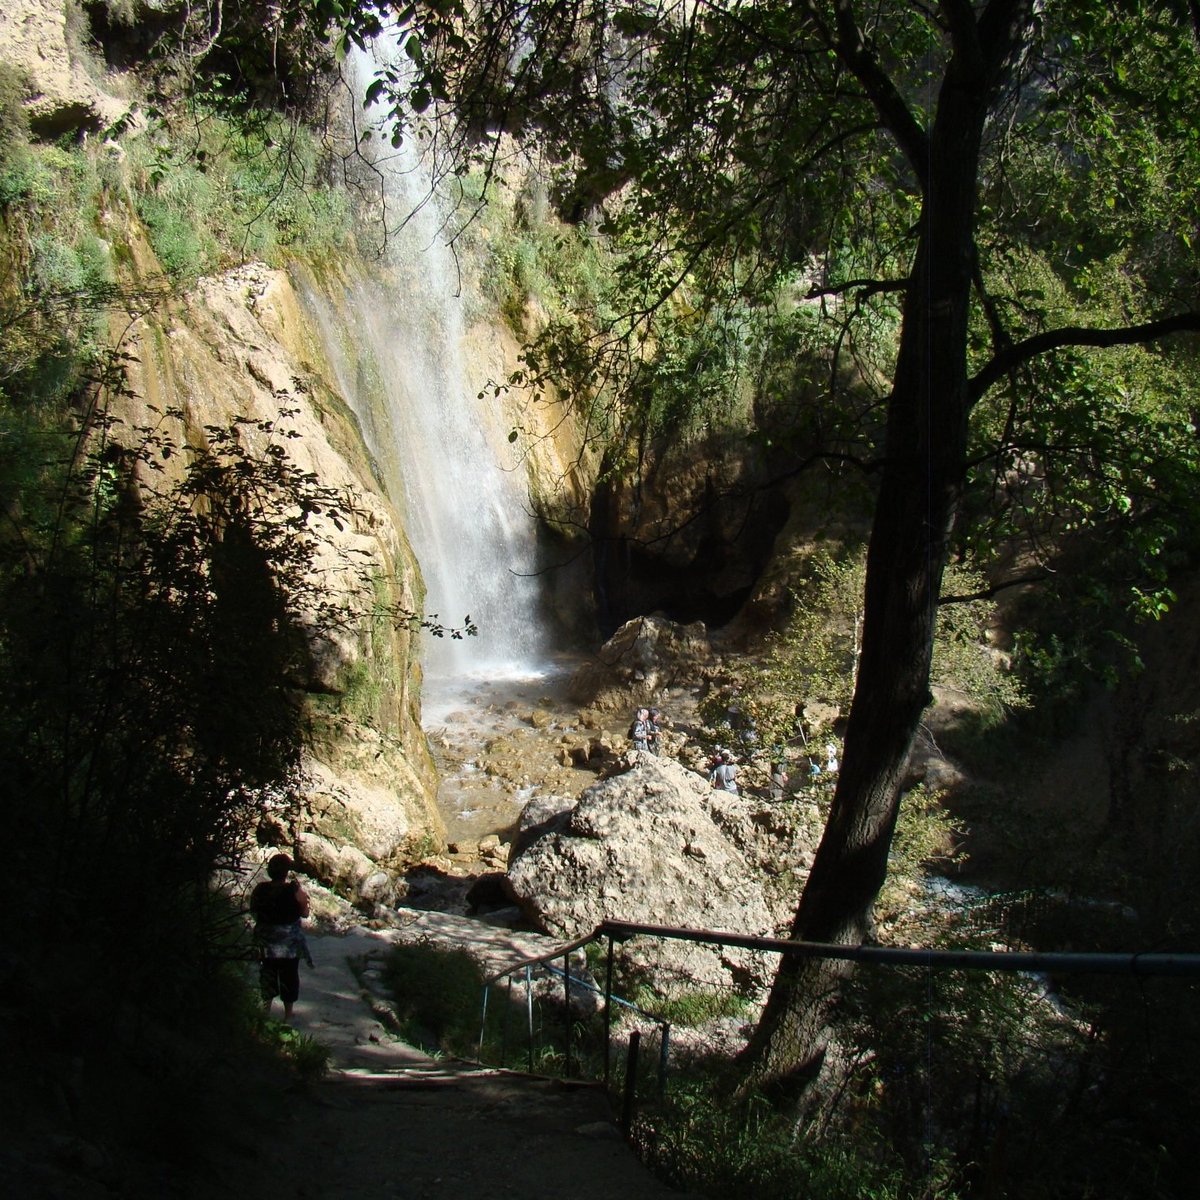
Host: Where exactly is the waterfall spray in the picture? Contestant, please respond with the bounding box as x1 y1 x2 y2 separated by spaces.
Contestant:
304 42 551 697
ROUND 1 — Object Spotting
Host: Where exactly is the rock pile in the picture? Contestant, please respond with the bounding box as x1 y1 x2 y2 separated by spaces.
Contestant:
567 615 713 713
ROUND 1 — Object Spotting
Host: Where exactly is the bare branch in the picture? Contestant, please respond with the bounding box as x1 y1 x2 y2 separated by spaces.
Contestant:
939 571 1052 606
832 0 930 188
806 277 908 301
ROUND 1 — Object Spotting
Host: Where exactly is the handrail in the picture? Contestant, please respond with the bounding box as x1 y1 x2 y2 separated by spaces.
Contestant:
483 919 1200 990
481 930 598 987
597 919 1200 978
474 916 1200 1130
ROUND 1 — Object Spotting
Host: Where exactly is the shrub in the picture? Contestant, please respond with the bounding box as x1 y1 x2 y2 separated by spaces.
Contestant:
381 941 490 1054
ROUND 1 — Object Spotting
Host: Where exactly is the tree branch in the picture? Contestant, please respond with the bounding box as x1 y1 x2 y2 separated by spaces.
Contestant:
939 571 1052 606
806 277 908 300
969 312 1200 404
831 0 930 188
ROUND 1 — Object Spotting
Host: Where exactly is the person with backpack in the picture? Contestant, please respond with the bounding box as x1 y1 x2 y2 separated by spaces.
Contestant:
647 707 663 755
250 853 312 1022
628 707 652 752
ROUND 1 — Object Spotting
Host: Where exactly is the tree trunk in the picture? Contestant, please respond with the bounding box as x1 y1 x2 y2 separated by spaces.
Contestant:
738 22 1012 1100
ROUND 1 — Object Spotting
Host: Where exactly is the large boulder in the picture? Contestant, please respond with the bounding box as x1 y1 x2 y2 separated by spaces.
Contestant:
566 615 713 713
506 754 779 997
293 831 401 912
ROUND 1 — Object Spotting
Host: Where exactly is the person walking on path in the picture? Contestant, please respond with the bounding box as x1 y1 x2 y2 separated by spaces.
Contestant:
250 853 312 1022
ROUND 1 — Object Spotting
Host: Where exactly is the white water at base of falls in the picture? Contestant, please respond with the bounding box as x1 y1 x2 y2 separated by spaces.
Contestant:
308 44 557 700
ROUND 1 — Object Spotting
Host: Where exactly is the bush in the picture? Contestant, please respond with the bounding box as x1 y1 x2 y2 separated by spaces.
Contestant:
381 941 490 1055
128 113 353 280
636 1073 959 1200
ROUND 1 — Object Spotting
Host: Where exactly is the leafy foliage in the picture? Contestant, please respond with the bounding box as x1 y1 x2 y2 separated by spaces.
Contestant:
701 550 1026 753
127 110 353 280
381 939 488 1054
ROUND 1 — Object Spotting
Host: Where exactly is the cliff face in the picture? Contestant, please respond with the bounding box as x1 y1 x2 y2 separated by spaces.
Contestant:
121 254 449 893
0 0 128 137
0 0 793 897
0 2 601 903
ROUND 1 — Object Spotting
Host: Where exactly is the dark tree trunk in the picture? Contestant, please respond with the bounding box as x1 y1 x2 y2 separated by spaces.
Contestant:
738 3 1033 1099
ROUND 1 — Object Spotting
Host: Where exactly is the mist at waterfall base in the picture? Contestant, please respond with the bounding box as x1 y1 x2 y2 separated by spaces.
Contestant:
306 43 568 725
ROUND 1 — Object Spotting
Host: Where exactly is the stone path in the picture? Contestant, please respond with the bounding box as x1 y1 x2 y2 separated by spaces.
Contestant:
270 925 694 1200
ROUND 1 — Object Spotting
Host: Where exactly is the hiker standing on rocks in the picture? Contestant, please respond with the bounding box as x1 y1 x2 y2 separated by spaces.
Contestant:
629 707 653 752
770 759 789 801
709 748 739 794
251 853 312 1022
647 707 663 755
824 742 840 776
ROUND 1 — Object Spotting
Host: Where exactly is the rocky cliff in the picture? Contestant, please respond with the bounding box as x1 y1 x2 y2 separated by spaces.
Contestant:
120 252 452 898
0 0 595 906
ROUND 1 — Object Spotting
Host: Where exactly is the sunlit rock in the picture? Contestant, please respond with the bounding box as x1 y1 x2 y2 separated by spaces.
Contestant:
566 615 712 712
506 754 780 997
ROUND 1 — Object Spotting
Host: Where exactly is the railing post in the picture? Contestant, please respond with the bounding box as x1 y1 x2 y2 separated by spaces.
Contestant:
658 1021 671 1101
604 934 615 1088
501 974 511 1068
525 963 535 1073
621 1030 641 1135
477 983 490 1061
563 951 572 1078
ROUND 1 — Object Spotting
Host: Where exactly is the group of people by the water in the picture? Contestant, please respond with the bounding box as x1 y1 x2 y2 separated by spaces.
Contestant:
628 706 663 754
627 701 839 801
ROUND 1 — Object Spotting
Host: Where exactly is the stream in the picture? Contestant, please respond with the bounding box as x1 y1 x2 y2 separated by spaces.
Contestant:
422 664 582 846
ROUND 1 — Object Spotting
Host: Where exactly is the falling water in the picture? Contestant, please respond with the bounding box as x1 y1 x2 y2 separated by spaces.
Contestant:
301 44 551 710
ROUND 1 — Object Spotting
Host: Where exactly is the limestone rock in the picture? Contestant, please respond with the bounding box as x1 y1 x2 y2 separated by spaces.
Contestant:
294 832 400 911
511 792 574 858
567 615 712 713
299 756 426 864
506 754 777 996
116 258 445 897
0 1 128 137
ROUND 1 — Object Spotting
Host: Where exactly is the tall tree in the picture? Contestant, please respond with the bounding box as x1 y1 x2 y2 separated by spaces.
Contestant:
350 0 1200 1099
337 0 1200 1098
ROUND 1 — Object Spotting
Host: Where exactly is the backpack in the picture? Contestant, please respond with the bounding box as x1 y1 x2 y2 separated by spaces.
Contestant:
252 879 302 925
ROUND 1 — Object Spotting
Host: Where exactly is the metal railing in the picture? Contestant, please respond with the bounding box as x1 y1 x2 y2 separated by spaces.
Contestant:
476 917 1200 1130
478 927 673 1123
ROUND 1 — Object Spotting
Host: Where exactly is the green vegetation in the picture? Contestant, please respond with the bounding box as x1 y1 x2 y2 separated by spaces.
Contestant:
701 550 1027 756
637 1080 957 1200
127 111 353 281
636 987 750 1029
458 171 613 335
381 940 489 1055
381 940 606 1075
267 1021 333 1079
0 31 395 1185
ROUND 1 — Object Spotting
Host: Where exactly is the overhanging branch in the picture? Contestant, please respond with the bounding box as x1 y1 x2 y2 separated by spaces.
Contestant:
969 312 1200 404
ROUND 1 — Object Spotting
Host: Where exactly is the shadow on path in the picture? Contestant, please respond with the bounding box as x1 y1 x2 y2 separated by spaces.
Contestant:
272 927 693 1200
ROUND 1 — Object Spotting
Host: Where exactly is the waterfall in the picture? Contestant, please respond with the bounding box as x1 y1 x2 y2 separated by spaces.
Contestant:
302 44 551 699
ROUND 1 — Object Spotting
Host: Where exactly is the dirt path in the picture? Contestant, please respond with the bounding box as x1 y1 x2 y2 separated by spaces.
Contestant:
260 927 696 1200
